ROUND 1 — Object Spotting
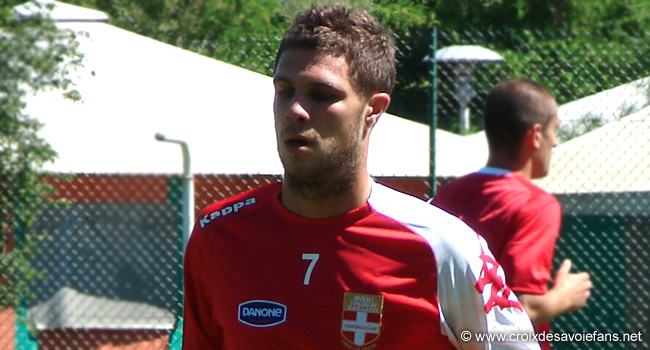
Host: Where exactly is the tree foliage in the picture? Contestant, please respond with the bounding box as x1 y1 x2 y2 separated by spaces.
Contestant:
0 0 81 308
431 0 576 30
61 0 649 132
67 0 288 58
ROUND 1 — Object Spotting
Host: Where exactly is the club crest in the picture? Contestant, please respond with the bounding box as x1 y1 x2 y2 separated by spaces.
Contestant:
341 292 384 348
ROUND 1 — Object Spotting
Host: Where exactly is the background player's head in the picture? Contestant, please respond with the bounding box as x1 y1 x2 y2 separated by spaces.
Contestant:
484 77 560 179
274 4 396 100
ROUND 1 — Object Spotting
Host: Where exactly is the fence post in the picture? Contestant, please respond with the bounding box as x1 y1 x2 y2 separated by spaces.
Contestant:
166 177 184 350
13 213 38 350
429 27 438 199
155 133 192 349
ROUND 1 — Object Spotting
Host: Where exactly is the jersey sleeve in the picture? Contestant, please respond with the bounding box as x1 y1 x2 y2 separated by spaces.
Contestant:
369 181 539 349
182 220 223 350
499 197 561 295
433 222 541 350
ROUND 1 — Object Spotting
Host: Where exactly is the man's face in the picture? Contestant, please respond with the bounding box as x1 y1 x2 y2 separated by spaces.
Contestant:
532 101 560 179
273 48 368 186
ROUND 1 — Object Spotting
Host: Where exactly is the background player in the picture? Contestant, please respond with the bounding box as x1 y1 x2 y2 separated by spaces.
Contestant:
432 77 593 350
183 6 538 349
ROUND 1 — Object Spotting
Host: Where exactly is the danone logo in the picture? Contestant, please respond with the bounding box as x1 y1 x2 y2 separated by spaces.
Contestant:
238 300 287 328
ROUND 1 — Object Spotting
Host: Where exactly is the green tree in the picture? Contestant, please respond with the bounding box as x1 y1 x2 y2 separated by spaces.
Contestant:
0 0 82 308
66 0 288 65
431 0 577 30
61 0 650 133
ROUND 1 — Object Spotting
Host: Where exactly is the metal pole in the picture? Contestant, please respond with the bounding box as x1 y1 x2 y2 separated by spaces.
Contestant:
459 104 470 135
155 133 194 249
429 27 438 199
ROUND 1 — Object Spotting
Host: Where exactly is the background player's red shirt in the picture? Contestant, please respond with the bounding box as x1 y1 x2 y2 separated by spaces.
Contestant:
433 168 561 350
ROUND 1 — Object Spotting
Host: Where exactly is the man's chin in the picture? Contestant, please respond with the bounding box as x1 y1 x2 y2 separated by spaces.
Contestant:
283 168 322 184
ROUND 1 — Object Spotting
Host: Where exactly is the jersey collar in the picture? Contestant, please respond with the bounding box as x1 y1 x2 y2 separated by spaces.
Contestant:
477 166 512 175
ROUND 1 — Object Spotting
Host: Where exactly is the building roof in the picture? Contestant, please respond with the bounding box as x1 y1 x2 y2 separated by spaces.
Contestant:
533 106 650 194
14 0 109 21
26 2 646 184
557 76 650 136
23 1 473 177
28 287 174 330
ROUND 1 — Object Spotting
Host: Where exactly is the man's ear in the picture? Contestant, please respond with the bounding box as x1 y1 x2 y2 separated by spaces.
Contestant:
365 92 390 129
526 123 543 150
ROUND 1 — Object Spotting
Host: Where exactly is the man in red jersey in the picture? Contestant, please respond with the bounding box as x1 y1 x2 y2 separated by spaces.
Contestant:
183 6 538 350
432 78 593 350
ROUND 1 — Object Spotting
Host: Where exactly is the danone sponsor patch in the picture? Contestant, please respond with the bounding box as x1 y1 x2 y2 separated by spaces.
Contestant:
341 292 384 348
238 300 287 328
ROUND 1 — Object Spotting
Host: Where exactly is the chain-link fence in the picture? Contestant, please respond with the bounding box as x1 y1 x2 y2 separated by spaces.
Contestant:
430 28 650 350
1 26 649 350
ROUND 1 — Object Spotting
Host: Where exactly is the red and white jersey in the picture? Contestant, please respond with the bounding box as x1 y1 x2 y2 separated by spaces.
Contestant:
432 169 560 296
183 181 539 350
432 168 561 350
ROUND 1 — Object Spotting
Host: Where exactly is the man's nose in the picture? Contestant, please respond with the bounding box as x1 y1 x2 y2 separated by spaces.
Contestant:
287 96 310 122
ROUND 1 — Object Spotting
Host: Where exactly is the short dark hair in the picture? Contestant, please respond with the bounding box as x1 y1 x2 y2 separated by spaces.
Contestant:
483 78 557 159
274 4 396 98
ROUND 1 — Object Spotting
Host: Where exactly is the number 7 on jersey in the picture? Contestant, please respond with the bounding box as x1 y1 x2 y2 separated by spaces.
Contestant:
302 253 320 285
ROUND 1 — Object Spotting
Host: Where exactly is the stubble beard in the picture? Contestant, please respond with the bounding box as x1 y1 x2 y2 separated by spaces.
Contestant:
282 134 362 202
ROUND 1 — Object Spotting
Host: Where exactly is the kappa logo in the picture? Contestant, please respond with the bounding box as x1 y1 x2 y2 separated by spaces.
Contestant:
199 197 256 228
341 292 384 348
474 239 523 313
238 300 287 328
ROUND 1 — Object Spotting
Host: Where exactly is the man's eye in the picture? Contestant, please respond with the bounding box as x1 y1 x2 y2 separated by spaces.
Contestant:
276 87 294 98
310 90 338 102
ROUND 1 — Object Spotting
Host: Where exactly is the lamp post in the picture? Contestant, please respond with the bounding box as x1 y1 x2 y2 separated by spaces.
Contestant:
435 45 505 135
155 133 193 249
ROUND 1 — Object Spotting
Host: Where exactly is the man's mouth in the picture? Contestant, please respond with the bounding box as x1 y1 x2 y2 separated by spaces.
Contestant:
283 135 312 153
286 138 309 147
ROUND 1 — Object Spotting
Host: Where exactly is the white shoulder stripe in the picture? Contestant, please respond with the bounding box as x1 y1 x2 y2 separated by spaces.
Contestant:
368 181 478 249
368 181 539 350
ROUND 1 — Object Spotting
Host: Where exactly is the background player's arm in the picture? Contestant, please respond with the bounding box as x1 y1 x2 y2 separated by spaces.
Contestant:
503 201 592 325
517 259 592 325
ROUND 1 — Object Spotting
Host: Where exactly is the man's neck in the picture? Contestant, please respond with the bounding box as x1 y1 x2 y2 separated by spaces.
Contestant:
280 173 372 219
486 155 532 181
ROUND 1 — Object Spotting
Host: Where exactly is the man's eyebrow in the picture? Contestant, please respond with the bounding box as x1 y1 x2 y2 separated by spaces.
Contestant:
272 77 338 90
310 81 338 90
